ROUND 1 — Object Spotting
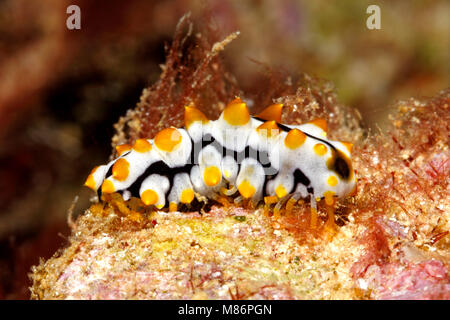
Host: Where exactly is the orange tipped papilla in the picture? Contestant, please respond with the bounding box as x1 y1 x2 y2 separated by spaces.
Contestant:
238 180 256 199
132 139 152 153
112 158 130 181
284 129 306 149
257 121 280 138
84 175 96 191
341 141 353 153
203 166 222 187
308 118 328 132
313 143 328 156
222 97 250 126
180 188 195 204
169 202 178 212
154 128 183 152
84 166 99 190
141 189 159 206
256 103 283 123
275 184 288 198
101 180 115 194
184 105 209 129
115 144 132 156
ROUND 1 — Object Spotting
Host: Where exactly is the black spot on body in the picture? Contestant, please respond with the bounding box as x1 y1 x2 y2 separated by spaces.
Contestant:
333 157 350 179
293 169 311 187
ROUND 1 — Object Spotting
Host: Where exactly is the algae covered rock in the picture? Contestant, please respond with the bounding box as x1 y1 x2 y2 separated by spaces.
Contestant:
30 205 362 299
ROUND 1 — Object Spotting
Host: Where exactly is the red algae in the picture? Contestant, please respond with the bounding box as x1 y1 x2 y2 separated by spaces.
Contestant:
111 13 241 153
350 217 391 278
360 260 450 300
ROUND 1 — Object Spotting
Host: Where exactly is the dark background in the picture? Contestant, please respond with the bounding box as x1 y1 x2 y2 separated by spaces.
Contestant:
0 0 448 299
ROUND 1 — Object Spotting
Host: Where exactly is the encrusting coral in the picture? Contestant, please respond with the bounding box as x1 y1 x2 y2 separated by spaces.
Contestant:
30 15 449 300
